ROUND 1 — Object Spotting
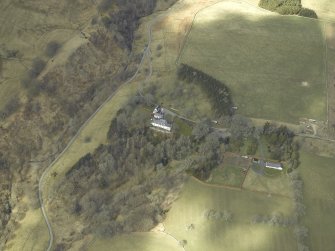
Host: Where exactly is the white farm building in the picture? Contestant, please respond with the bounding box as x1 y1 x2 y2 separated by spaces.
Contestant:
265 162 283 171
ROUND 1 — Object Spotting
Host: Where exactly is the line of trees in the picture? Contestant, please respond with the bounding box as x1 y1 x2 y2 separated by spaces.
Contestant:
251 213 297 227
259 0 317 18
177 64 233 116
289 171 309 250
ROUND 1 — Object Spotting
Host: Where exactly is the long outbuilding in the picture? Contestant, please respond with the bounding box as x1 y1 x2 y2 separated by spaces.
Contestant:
265 162 283 170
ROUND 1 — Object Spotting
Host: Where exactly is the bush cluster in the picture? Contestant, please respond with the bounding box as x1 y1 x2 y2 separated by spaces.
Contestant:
45 41 61 57
259 0 317 18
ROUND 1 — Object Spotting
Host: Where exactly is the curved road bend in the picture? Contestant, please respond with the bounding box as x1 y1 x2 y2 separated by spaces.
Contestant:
38 14 157 251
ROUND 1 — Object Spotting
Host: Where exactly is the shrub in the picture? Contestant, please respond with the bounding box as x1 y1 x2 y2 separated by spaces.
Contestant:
0 96 20 120
28 58 46 78
45 41 61 57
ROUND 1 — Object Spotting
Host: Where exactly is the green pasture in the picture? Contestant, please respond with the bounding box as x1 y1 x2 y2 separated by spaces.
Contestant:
180 1 326 123
164 177 296 251
299 151 335 250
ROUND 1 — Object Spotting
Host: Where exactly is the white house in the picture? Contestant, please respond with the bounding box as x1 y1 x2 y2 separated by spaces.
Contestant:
153 105 164 119
265 162 283 171
151 118 172 131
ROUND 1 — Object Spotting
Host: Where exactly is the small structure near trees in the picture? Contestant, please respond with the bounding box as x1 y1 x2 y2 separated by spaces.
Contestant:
150 105 172 131
265 161 283 170
253 158 283 171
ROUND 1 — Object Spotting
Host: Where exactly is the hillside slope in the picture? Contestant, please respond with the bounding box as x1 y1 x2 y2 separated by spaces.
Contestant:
0 0 176 250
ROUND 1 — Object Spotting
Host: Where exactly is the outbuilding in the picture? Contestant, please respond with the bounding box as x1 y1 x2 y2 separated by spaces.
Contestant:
265 162 283 170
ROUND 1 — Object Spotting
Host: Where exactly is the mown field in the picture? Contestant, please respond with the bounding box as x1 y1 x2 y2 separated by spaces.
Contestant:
163 177 296 251
299 151 335 250
180 1 326 123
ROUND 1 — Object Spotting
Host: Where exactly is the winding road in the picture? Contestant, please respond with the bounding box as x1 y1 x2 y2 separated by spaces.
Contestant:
38 12 157 251
37 1 334 250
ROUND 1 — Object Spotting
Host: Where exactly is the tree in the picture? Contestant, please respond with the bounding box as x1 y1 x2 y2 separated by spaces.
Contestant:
222 210 233 222
45 41 61 57
0 96 20 120
251 214 262 224
179 240 187 247
192 119 212 141
294 225 308 242
28 58 46 78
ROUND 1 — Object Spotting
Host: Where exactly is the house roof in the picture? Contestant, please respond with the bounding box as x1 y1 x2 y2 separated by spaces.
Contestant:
151 118 171 127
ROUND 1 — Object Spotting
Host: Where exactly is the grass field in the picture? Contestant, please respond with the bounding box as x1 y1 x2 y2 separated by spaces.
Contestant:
87 232 184 251
180 1 326 123
299 151 335 250
163 177 296 251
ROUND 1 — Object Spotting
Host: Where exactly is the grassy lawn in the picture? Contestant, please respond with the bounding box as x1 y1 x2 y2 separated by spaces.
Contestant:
87 232 184 251
164 177 296 251
299 151 335 251
180 1 326 123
